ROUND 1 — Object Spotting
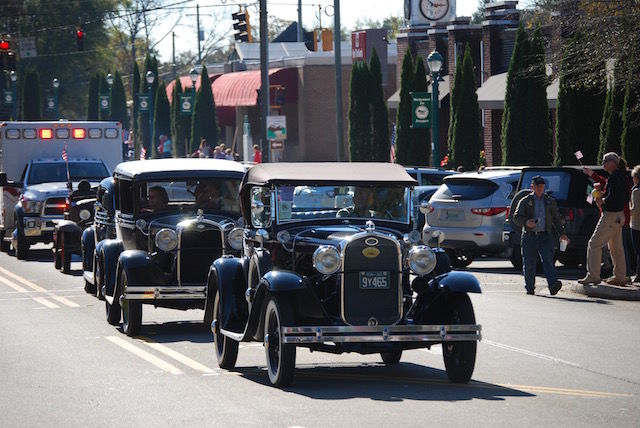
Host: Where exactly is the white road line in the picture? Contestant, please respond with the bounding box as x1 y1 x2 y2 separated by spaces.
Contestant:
32 297 60 309
0 274 29 293
0 267 78 308
483 339 581 367
140 338 216 373
48 295 80 308
105 336 183 375
0 267 47 292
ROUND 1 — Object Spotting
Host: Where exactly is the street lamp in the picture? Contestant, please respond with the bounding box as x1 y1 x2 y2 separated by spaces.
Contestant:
52 77 60 120
427 50 443 168
9 71 17 120
145 71 155 158
189 67 199 156
106 73 114 119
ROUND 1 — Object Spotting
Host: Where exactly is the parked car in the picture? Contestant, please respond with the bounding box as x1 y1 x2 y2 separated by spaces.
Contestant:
406 168 458 232
98 159 245 336
423 170 521 267
504 166 607 270
81 177 116 297
52 179 97 274
208 162 482 387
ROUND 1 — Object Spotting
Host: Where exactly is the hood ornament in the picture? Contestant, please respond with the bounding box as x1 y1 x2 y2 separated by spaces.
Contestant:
365 220 375 232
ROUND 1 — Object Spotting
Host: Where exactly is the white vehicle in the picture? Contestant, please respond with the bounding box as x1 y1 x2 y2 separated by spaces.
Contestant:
0 121 123 257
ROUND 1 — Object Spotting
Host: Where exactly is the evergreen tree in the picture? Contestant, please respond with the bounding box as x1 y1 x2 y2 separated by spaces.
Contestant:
526 28 552 165
502 26 530 165
450 44 481 170
110 71 128 130
395 50 414 165
152 82 171 158
137 55 159 157
348 62 371 161
132 62 141 158
22 69 41 121
98 72 109 121
190 66 218 152
411 56 430 166
87 73 99 120
621 78 640 166
369 48 390 162
170 78 189 157
599 71 624 159
448 56 463 153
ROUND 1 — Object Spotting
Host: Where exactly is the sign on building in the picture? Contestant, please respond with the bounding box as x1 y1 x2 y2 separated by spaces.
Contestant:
411 92 431 128
351 31 366 62
18 37 37 58
180 95 194 114
267 115 287 142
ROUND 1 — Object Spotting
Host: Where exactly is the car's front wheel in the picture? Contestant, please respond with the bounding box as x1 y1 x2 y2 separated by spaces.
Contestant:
264 297 296 387
60 233 71 274
105 269 121 326
213 290 238 369
380 351 402 364
442 293 477 383
446 249 474 268
15 229 29 260
122 297 142 337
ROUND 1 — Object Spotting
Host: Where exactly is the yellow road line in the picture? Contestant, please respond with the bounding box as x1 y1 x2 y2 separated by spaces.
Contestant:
105 336 183 375
498 383 633 398
0 266 47 292
32 296 60 309
0 267 78 308
140 337 216 373
48 295 80 308
0 274 29 293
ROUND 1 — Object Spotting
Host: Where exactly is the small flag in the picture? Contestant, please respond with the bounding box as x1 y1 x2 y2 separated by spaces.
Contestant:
61 146 68 162
586 193 593 204
140 147 146 160
389 123 397 163
574 150 583 160
440 155 449 167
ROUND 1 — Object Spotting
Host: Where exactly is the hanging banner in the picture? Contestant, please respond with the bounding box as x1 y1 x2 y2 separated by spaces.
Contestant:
180 95 194 114
99 94 110 111
138 94 150 112
45 96 56 112
411 92 431 128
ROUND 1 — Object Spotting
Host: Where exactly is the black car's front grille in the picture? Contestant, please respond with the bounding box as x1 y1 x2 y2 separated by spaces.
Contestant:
44 197 67 216
342 235 401 326
178 225 223 285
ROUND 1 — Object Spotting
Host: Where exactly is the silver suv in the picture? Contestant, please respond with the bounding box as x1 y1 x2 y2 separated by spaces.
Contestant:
422 170 521 267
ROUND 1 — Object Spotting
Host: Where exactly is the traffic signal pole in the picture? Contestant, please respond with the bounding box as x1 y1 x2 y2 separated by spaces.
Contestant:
196 4 202 64
334 0 343 161
259 0 269 162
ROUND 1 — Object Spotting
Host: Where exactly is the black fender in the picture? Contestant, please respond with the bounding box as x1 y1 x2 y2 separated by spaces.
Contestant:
259 270 304 293
209 256 249 334
81 227 95 271
430 271 482 294
117 250 153 288
101 239 124 299
56 220 82 234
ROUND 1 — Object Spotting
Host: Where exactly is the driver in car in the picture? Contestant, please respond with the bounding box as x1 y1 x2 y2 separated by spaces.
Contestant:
146 186 169 212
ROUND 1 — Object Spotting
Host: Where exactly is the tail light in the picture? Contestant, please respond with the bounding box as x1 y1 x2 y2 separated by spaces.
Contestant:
471 207 508 216
564 208 575 222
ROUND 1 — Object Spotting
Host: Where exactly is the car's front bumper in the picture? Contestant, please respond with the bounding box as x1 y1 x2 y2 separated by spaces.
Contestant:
22 216 58 237
280 324 482 344
122 285 206 300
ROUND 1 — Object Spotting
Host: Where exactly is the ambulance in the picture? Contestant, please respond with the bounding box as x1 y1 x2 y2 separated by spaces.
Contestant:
0 121 123 258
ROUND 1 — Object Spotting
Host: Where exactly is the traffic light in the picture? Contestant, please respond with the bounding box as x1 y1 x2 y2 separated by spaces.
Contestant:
76 28 84 51
0 37 16 71
231 9 252 43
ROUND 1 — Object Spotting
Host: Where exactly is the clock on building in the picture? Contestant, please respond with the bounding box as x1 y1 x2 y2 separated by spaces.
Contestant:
419 0 450 21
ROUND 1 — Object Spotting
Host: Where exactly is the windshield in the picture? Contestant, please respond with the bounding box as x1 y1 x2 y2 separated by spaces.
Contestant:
28 162 109 185
136 178 241 217
275 185 410 223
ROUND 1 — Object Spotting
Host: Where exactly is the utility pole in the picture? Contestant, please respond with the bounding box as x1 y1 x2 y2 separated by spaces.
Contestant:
196 4 202 64
334 0 343 161
172 32 177 80
260 0 270 162
297 0 303 42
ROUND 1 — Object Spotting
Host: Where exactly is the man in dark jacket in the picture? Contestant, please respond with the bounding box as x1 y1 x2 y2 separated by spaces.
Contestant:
579 152 628 286
513 175 568 295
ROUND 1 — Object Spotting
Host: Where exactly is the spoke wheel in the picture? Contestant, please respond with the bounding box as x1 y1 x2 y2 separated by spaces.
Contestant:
264 297 296 387
442 294 477 383
213 291 238 369
122 277 142 337
380 351 403 365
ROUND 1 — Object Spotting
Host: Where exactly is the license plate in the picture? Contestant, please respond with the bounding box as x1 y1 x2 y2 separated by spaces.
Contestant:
359 271 390 289
443 210 462 221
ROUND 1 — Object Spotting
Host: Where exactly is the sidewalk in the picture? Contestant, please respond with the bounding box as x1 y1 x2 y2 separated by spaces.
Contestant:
564 281 640 301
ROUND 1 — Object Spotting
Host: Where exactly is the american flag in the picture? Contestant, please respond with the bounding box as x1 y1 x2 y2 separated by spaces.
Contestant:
140 146 147 160
389 123 397 163
61 146 68 162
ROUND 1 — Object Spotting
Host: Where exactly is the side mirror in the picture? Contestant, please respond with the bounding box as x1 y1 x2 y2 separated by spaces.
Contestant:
419 200 431 214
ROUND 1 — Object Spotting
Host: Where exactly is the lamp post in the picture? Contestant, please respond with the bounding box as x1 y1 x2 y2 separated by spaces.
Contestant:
427 50 443 168
145 71 155 158
9 71 17 120
106 73 114 120
189 67 198 156
52 78 60 120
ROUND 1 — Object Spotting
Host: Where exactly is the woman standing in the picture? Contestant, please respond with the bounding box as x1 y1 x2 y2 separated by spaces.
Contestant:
629 166 640 282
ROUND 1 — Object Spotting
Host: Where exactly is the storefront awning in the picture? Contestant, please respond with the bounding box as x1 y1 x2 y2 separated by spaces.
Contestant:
212 68 298 107
476 72 559 109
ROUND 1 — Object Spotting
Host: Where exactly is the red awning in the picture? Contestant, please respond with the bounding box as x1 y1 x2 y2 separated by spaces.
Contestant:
211 68 298 107
165 74 221 103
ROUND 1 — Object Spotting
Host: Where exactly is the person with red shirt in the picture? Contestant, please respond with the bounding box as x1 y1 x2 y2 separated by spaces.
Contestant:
253 144 262 164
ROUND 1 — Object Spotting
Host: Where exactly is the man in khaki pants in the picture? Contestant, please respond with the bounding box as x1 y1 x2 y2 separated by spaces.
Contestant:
579 152 629 286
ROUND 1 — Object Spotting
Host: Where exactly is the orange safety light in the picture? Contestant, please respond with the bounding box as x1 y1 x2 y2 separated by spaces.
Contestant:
40 128 53 139
72 128 86 139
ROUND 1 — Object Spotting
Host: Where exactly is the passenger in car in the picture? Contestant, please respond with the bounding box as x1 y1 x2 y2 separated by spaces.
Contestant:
352 187 376 218
147 186 169 212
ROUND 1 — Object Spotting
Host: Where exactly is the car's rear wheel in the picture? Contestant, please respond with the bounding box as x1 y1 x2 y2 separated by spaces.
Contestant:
105 269 121 326
380 351 402 364
122 273 142 337
442 293 477 383
54 233 62 270
213 290 238 369
264 297 296 387
0 230 10 252
60 233 71 274
446 249 474 268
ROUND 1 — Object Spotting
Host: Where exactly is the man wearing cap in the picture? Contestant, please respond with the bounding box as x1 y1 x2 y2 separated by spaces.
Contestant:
513 175 568 295
579 152 628 286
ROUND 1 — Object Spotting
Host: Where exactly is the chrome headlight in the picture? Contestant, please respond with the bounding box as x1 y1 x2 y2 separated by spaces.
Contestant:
313 245 341 275
408 245 437 276
227 227 244 250
22 199 44 214
155 228 177 252
79 209 91 221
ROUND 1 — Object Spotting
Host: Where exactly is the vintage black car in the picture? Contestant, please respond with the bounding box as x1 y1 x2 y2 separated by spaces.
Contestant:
99 159 245 336
53 179 96 274
81 176 116 297
209 162 482 387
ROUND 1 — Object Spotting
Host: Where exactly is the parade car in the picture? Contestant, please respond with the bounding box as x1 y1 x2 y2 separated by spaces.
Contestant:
99 159 245 336
81 177 116 297
208 162 482 387
52 179 96 274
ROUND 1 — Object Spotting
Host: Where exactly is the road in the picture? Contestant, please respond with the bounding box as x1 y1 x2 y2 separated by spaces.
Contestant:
1 246 639 427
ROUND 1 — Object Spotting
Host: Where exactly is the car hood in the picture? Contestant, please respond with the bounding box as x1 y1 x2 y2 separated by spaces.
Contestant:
282 224 405 248
23 181 101 200
143 212 238 230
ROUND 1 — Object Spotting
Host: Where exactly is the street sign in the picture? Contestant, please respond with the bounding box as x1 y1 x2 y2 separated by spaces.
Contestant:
138 94 150 112
45 96 56 112
270 140 284 150
99 94 110 111
2 90 14 106
180 95 194 114
267 115 287 141
411 92 431 128
18 37 37 58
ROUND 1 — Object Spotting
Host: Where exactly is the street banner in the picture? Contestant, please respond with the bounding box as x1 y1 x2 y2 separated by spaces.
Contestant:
138 94 150 112
45 96 56 112
267 115 287 142
180 95 194 114
99 94 110 111
2 89 14 106
411 92 431 128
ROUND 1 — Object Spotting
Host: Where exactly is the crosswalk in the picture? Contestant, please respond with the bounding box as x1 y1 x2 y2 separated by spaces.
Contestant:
0 265 80 308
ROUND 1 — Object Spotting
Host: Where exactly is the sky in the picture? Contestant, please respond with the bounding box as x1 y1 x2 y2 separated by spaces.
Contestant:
152 1 487 63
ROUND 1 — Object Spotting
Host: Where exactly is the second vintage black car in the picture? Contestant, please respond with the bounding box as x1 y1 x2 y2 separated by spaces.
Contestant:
209 162 482 387
98 158 245 336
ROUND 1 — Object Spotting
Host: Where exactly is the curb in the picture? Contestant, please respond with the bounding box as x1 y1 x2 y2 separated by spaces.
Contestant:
563 282 640 301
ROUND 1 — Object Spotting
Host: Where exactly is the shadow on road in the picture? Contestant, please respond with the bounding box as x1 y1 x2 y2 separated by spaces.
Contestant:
18 248 54 263
136 321 213 344
232 362 535 402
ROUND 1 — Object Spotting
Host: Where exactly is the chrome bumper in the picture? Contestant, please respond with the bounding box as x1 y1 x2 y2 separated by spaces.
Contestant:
123 285 206 300
23 216 57 237
281 324 482 344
